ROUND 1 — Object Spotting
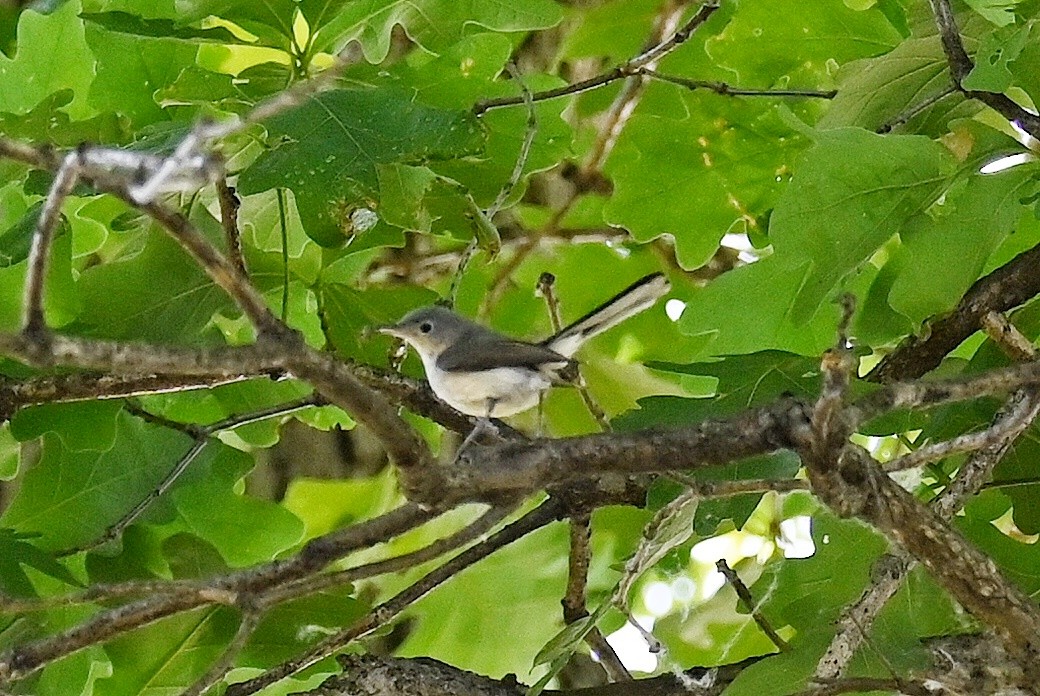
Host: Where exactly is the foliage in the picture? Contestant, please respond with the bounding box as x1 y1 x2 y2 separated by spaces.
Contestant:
0 0 1039 694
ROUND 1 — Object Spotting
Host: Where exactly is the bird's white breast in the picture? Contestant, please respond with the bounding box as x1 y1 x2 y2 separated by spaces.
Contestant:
425 363 552 417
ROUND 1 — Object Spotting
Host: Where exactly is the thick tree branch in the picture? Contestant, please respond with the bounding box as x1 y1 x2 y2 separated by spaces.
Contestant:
868 243 1040 382
820 315 1040 679
0 134 438 500
310 635 1021 696
450 398 810 499
0 371 262 422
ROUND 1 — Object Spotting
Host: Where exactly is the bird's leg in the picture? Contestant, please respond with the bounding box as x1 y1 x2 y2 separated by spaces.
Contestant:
455 399 499 459
536 391 545 438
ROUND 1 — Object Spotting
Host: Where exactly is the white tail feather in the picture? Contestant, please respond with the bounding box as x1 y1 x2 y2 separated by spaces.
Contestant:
546 273 671 357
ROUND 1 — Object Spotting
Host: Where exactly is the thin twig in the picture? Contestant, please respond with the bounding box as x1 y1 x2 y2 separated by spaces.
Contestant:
562 514 591 626
216 177 246 277
58 395 323 556
472 2 721 116
639 69 836 98
485 63 538 220
663 474 809 497
22 151 79 341
450 65 537 310
276 187 290 323
792 676 931 696
876 85 958 134
983 311 1038 362
560 512 632 683
264 503 515 603
181 607 260 696
586 628 632 683
882 418 1027 473
716 559 787 651
536 273 611 432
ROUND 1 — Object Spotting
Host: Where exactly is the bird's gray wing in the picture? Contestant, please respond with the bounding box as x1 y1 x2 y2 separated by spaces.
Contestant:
437 338 572 373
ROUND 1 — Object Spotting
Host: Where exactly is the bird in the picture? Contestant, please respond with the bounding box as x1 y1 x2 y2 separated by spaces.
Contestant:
378 273 671 420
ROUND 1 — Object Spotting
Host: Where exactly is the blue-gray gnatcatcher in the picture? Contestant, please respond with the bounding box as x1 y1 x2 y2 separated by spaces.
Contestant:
378 273 671 418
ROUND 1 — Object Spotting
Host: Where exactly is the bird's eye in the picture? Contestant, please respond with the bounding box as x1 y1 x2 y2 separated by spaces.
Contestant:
419 321 433 334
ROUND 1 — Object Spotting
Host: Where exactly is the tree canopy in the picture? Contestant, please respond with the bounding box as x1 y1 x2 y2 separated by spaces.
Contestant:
1 0 1040 695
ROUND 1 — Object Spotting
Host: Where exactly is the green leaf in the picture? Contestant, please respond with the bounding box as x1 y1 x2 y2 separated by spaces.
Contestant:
0 413 191 551
964 0 1024 26
819 37 961 132
86 20 199 125
169 445 304 566
0 528 81 596
10 401 123 452
138 378 317 448
176 0 297 48
0 202 60 268
375 163 440 231
95 606 239 696
80 11 246 43
69 226 234 343
0 0 95 118
155 66 251 109
959 490 1040 593
671 255 841 360
0 90 128 146
886 165 1038 324
706 0 902 85
618 352 821 432
528 604 608 695
400 521 569 680
616 492 700 605
237 89 485 247
0 227 81 331
297 0 350 33
963 24 1030 91
310 0 563 61
1009 22 1040 104
755 513 887 630
321 282 440 364
604 95 808 269
243 586 366 668
769 128 951 323
0 425 19 480
37 647 112 696
562 0 662 64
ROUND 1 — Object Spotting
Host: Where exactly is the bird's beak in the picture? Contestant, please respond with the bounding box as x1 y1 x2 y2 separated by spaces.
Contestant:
376 324 406 340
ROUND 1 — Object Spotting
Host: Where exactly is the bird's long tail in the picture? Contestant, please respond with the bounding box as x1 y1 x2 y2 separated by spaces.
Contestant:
544 273 671 358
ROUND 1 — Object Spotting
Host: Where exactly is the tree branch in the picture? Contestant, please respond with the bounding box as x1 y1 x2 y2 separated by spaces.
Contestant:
472 2 721 116
868 243 1040 382
927 0 1040 139
226 499 565 696
0 503 436 682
